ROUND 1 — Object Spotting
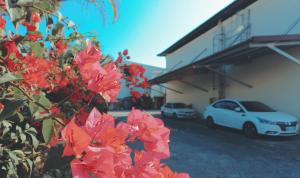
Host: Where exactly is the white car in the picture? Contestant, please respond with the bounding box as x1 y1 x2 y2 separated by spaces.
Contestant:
161 103 197 119
204 99 299 137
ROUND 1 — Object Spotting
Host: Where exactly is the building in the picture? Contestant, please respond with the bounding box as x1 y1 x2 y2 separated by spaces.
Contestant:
150 0 300 117
111 61 165 110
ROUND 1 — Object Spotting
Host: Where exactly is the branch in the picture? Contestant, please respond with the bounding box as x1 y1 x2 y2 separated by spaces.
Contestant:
7 82 65 126
24 4 78 32
8 81 50 112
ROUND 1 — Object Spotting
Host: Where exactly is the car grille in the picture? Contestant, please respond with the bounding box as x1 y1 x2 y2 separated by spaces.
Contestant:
276 121 298 131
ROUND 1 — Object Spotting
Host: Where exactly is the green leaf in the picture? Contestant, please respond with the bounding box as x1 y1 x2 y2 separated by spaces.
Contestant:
34 112 51 120
42 119 54 143
52 22 64 36
13 87 26 99
30 41 44 58
0 99 25 121
25 159 33 176
0 72 22 84
46 15 54 33
25 127 38 135
7 150 19 164
12 150 25 159
35 1 59 13
17 112 24 122
38 94 51 108
29 133 39 149
29 94 51 116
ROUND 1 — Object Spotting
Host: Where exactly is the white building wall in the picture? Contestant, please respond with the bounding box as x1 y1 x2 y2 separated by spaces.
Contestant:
118 62 165 99
226 47 300 118
166 73 212 115
165 0 300 72
166 47 300 118
163 0 300 117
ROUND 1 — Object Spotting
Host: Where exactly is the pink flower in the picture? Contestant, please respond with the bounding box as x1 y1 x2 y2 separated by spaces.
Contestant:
127 108 170 159
71 146 115 178
74 42 101 67
61 119 92 157
79 62 122 102
123 49 128 56
84 108 115 140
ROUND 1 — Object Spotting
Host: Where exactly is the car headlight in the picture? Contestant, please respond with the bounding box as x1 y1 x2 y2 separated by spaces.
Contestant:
257 117 276 125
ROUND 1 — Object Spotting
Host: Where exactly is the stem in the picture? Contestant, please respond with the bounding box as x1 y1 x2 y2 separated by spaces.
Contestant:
54 88 81 107
7 82 65 126
8 82 50 112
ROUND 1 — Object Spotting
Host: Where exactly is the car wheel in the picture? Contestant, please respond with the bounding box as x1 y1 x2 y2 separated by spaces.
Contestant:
243 122 257 138
172 113 178 119
206 117 215 129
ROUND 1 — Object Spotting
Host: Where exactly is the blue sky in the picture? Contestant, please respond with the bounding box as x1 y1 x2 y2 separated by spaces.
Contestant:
60 0 234 68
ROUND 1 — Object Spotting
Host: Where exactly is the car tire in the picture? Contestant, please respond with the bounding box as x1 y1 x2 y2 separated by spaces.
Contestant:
243 122 258 138
172 113 178 119
206 117 215 129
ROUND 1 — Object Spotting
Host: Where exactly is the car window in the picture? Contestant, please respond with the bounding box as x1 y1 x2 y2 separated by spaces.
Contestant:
240 101 275 112
166 104 172 108
213 101 227 109
173 103 188 108
224 101 240 111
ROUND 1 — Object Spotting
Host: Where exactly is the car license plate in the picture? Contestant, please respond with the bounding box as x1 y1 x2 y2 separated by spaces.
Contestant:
286 126 296 132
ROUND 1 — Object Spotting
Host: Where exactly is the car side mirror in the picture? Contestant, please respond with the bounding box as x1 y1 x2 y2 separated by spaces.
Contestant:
234 107 242 112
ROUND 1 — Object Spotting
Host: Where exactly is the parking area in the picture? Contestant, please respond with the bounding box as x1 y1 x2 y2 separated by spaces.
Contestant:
110 111 300 178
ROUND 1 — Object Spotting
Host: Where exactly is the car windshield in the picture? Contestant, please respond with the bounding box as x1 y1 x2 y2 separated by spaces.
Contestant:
173 103 188 108
240 101 276 112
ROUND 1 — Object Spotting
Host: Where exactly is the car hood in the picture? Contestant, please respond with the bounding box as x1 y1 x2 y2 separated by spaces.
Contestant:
175 108 195 112
249 112 298 122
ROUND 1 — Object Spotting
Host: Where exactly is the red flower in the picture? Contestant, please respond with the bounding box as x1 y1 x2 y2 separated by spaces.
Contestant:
123 49 128 56
0 0 6 11
61 119 92 157
23 22 37 31
0 15 6 29
79 61 122 102
128 63 145 76
131 151 161 177
55 40 68 55
159 166 190 178
75 108 90 126
140 78 150 89
22 55 51 88
3 40 23 60
71 146 115 178
115 52 123 65
0 102 4 111
48 134 63 148
127 108 170 159
74 42 101 66
50 106 60 114
27 33 42 41
130 89 142 99
31 12 40 23
84 108 115 140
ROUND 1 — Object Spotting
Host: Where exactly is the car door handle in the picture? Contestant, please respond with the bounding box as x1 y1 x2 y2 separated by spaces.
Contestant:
241 114 246 117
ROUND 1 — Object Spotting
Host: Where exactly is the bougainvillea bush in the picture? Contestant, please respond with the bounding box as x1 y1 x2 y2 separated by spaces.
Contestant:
0 0 189 177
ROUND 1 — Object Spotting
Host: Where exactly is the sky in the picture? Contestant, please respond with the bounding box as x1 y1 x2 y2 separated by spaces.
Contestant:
60 0 235 68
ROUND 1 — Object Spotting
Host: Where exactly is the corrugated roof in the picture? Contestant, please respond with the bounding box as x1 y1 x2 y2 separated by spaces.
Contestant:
158 0 257 56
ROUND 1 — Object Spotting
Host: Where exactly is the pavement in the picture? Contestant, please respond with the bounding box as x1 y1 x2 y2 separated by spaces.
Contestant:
110 111 300 178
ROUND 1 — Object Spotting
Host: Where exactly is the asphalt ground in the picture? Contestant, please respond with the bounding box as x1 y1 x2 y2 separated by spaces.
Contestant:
110 111 300 178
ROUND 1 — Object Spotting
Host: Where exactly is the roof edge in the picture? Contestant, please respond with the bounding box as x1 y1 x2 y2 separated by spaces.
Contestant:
158 0 257 57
